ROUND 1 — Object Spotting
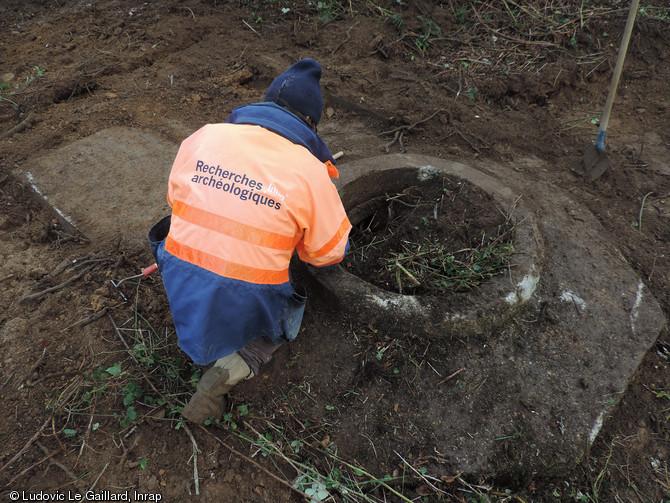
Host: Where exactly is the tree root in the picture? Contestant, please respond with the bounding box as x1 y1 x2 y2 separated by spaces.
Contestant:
0 113 34 142
381 109 444 153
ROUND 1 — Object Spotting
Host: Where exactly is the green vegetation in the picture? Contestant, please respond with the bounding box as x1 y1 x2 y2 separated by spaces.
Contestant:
388 237 514 293
349 178 516 296
212 413 413 502
0 83 20 109
0 66 45 110
414 15 442 54
52 294 200 436
639 5 670 22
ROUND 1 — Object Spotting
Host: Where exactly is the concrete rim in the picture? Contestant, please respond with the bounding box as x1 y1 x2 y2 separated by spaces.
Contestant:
309 154 545 325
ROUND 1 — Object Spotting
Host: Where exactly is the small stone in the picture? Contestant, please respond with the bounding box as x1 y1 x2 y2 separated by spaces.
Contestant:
220 67 253 87
223 469 235 483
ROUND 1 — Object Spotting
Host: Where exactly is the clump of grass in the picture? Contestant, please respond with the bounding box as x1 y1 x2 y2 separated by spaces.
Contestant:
414 15 443 54
388 234 515 294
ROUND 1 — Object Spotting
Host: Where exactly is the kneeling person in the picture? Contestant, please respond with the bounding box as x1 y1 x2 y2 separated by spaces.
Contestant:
148 58 351 423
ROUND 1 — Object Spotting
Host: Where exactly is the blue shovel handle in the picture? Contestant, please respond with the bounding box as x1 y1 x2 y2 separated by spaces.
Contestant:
595 130 607 153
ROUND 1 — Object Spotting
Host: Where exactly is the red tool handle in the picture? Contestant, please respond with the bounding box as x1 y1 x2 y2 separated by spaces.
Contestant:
141 263 158 276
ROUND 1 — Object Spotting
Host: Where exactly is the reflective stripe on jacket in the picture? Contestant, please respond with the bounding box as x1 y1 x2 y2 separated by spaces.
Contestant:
150 110 351 365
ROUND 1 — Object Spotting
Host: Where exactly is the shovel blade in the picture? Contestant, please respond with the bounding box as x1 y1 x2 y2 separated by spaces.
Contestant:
582 144 612 181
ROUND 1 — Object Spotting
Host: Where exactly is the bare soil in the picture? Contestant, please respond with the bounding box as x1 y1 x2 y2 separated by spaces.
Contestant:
1 1 669 501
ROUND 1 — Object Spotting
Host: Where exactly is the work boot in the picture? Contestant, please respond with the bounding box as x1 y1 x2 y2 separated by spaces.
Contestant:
182 353 253 424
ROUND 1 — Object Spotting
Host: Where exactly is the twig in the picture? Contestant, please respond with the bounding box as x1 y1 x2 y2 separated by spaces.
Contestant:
331 22 358 54
381 109 444 136
394 261 421 287
61 307 110 332
27 348 47 377
648 254 659 282
438 367 465 385
19 264 96 304
457 476 493 498
486 217 523 250
381 109 444 153
386 194 419 208
471 5 562 49
32 253 95 289
1 417 51 471
0 113 34 141
181 6 195 19
323 451 414 503
52 416 67 455
242 19 260 36
53 376 84 412
453 128 485 154
89 461 109 491
382 130 405 153
76 411 96 467
395 450 448 495
198 425 313 500
638 191 653 232
6 447 62 486
359 432 378 459
245 421 301 468
123 425 138 439
36 441 83 487
472 377 488 394
182 423 201 496
1 372 14 389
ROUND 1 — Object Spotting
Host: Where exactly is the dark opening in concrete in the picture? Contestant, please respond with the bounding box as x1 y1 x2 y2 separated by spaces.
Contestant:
343 167 516 298
307 165 542 328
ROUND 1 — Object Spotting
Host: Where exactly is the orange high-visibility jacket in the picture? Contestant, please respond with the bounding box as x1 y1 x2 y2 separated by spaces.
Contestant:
149 104 351 365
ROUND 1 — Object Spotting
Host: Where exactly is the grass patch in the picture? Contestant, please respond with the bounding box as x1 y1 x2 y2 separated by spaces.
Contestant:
387 235 515 293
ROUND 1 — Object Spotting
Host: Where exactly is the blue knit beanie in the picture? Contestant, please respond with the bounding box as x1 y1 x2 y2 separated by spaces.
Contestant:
265 58 324 125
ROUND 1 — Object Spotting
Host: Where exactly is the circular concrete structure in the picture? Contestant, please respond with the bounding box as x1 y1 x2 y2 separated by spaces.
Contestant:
309 162 543 330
